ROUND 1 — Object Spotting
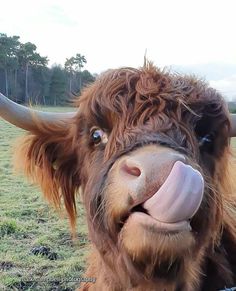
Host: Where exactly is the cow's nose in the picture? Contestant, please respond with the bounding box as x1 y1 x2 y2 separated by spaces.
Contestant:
120 159 142 178
114 145 186 202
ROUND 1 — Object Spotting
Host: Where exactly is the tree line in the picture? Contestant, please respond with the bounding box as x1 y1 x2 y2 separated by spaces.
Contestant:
0 33 95 105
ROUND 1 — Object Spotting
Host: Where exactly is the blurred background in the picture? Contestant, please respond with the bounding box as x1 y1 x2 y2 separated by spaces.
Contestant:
0 0 235 107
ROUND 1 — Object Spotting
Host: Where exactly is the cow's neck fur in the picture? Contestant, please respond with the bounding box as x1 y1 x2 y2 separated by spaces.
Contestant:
80 230 236 291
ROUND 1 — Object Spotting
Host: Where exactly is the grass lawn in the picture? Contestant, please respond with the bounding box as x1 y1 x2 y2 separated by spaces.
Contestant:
231 137 236 150
0 107 88 291
1 107 236 290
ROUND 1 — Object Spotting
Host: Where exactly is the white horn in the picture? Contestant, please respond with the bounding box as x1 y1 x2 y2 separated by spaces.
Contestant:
0 93 76 131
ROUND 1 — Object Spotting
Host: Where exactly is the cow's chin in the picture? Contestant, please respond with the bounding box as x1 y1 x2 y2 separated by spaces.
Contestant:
119 212 195 280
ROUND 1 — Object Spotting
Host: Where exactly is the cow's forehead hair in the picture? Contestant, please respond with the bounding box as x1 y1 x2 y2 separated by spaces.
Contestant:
76 64 225 132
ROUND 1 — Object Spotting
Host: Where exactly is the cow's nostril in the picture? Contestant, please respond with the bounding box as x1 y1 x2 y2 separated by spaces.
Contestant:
121 161 142 177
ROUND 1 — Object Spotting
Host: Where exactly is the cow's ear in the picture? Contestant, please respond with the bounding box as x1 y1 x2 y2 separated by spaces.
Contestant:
14 120 81 231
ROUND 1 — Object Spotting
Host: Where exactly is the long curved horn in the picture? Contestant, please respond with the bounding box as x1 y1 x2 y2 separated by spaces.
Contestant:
230 114 236 137
0 93 76 131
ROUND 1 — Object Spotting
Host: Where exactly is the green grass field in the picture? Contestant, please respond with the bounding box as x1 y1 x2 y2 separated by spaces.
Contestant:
1 107 236 291
0 108 88 291
232 139 236 155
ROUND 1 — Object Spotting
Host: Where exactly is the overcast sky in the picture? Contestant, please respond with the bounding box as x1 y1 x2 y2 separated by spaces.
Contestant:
1 0 236 99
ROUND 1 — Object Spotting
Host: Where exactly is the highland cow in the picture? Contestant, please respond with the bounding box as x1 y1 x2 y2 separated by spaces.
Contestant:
1 63 236 291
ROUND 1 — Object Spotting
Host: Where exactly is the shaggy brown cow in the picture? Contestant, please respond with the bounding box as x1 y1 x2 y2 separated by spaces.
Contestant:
1 63 236 291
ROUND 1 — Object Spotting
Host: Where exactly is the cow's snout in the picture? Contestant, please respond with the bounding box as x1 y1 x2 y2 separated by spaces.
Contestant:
114 145 186 202
119 159 142 178
108 144 204 225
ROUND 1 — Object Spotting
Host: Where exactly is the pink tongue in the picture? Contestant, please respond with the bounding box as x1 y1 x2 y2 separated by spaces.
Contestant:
143 161 204 223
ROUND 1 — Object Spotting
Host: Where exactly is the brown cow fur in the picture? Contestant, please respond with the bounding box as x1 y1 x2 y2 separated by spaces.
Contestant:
14 63 236 290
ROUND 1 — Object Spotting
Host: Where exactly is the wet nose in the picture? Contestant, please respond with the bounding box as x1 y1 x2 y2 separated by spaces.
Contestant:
120 159 142 177
116 145 186 200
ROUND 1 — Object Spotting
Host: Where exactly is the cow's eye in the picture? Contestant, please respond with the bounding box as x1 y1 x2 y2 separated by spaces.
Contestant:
198 133 214 152
199 134 212 147
90 127 108 145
